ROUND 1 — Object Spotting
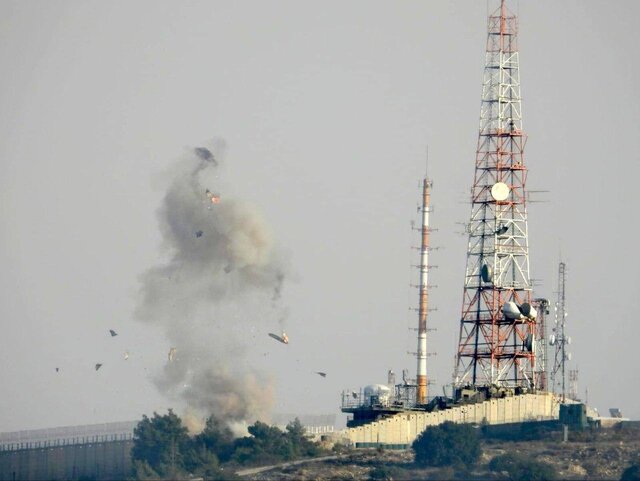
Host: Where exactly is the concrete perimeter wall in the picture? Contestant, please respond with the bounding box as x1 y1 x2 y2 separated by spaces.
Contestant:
0 440 132 481
345 393 559 446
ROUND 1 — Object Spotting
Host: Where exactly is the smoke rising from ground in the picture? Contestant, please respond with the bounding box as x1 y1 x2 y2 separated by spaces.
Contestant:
136 142 285 424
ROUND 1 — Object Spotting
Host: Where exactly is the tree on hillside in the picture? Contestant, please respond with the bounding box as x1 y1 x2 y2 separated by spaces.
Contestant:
621 463 640 481
131 409 190 477
232 421 289 465
193 415 235 462
131 459 160 480
232 418 325 466
286 418 321 458
182 445 226 480
412 421 481 467
489 452 558 481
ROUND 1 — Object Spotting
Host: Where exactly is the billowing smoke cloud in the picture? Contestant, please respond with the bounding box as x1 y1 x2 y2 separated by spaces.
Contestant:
136 141 286 425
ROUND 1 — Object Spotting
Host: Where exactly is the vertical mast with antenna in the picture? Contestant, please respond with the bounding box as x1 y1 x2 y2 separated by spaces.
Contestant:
551 261 570 401
416 174 432 405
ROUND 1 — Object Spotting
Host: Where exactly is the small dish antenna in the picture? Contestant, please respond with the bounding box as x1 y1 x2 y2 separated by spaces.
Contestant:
491 182 510 201
481 263 493 283
524 333 534 352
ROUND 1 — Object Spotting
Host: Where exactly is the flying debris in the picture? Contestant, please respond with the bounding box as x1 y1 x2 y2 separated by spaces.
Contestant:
124 351 129 360
315 372 327 378
109 330 118 337
351 391 358 399
55 367 59 373
268 332 289 345
194 147 217 165
223 265 233 274
195 230 204 238
168 347 177 362
95 363 103 371
205 189 221 205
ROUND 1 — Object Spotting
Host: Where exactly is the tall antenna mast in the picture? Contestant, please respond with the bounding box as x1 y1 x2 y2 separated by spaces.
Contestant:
532 297 549 390
454 0 537 391
416 172 432 405
550 261 571 402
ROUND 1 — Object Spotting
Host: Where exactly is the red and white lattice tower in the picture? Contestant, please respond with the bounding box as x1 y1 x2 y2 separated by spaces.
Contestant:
416 176 432 405
454 0 538 391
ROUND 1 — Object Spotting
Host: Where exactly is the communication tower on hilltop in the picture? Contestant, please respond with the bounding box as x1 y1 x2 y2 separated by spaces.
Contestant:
454 0 539 392
550 261 572 401
416 176 433 405
532 298 550 391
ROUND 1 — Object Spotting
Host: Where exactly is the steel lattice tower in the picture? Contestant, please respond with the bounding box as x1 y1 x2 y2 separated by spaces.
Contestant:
550 261 570 401
532 297 550 390
454 0 538 391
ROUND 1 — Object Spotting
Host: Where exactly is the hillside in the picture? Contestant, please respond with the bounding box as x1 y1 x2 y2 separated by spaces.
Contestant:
240 426 640 480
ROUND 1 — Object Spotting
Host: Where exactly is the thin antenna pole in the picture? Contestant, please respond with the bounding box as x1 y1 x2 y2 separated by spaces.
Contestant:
560 262 566 403
425 146 429 177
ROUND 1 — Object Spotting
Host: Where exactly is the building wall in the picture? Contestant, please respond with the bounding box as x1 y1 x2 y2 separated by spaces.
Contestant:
0 440 132 481
344 393 559 446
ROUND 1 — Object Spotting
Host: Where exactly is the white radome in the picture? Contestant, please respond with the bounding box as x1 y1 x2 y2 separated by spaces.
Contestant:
490 182 510 201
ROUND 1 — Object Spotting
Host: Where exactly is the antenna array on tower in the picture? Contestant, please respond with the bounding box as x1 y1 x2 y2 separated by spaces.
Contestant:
453 1 538 393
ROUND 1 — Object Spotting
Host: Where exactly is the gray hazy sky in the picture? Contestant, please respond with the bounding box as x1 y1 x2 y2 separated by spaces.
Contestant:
1 0 639 432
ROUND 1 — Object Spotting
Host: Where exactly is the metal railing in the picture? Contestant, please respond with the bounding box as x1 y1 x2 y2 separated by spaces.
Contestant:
0 421 137 452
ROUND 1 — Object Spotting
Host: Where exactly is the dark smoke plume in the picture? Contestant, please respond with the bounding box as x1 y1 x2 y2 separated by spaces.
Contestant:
194 147 217 165
136 141 286 426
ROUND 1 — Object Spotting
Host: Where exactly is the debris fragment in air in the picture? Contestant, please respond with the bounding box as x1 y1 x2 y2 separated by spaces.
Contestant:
124 351 129 360
195 230 204 238
168 347 177 362
95 363 103 371
109 330 118 337
268 332 289 345
315 372 327 378
205 189 221 204
55 367 59 373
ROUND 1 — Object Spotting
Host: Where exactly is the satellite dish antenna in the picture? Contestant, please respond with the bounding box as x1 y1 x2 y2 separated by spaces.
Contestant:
519 303 537 319
481 263 493 283
524 333 533 352
490 182 510 201
502 301 524 320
